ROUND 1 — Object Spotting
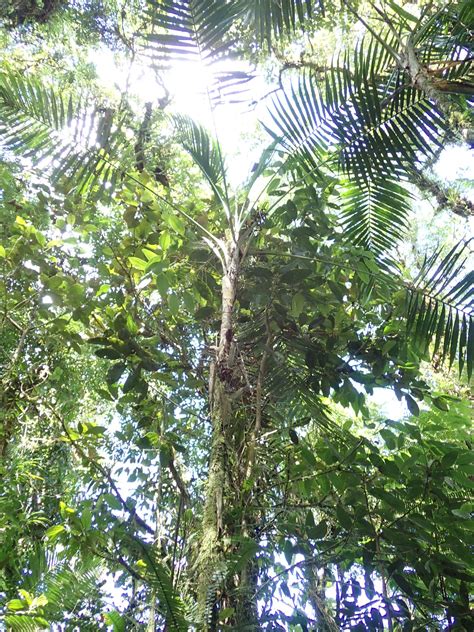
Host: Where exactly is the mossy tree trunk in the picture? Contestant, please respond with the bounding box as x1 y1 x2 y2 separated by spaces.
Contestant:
196 236 260 631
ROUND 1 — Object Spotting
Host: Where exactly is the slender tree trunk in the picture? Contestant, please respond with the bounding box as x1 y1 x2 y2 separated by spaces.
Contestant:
307 565 339 632
410 166 474 218
148 411 165 632
196 237 260 630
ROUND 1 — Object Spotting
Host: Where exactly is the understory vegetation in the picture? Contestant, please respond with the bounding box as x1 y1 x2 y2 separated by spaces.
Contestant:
0 1 473 630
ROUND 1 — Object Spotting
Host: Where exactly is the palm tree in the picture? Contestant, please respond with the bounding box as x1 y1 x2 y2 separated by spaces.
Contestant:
0 1 472 630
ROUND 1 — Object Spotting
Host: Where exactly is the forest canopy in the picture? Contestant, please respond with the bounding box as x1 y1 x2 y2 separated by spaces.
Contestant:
0 1 473 630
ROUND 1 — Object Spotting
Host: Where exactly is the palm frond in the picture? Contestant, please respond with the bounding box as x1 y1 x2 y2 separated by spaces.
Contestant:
173 114 229 204
144 0 252 104
145 0 238 63
143 545 188 632
265 335 334 432
145 1 319 56
385 1 474 101
241 0 318 48
4 561 104 631
265 30 453 259
43 563 102 616
104 609 127 631
267 62 448 185
265 72 332 174
339 177 412 256
0 71 131 199
236 311 334 431
413 2 473 76
406 239 474 378
4 615 50 631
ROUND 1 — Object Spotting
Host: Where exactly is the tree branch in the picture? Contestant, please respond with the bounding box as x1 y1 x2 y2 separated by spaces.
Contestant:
411 167 474 218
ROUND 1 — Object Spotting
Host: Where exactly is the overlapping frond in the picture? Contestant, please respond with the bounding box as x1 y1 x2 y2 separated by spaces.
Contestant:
145 0 318 55
339 178 412 257
236 311 334 431
412 1 474 91
407 239 474 379
265 72 333 174
265 25 453 259
5 563 103 630
145 0 239 64
241 0 318 48
144 0 251 104
143 545 188 632
2 615 50 631
268 55 449 183
173 114 228 203
0 72 131 199
144 1 321 103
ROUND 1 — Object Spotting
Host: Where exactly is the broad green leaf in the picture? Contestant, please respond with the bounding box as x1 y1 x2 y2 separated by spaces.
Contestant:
45 524 65 540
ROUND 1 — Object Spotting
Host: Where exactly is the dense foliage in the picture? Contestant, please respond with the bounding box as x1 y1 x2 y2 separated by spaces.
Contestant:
0 1 473 630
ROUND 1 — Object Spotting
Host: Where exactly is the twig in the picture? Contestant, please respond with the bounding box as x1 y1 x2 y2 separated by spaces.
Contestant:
32 397 155 537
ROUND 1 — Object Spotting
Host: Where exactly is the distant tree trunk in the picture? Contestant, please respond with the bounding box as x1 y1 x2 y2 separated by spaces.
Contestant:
148 412 165 632
307 565 339 632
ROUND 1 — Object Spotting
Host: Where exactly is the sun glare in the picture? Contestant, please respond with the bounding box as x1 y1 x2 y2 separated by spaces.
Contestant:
90 45 272 187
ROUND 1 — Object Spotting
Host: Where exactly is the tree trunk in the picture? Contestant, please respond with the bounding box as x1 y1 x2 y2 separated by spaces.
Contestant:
196 239 260 630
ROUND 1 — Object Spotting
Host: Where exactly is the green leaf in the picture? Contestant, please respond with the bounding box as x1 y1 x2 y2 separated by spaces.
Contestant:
107 363 127 384
183 291 195 312
218 607 235 621
405 394 420 417
122 372 140 394
104 610 126 632
168 293 180 316
387 0 417 23
336 505 353 530
165 213 185 236
379 429 397 450
96 348 122 360
441 451 458 468
371 488 404 512
289 428 299 444
160 231 171 251
7 599 26 611
300 445 317 467
291 292 305 317
307 520 328 540
432 396 449 411
128 256 147 271
103 494 122 511
45 524 65 540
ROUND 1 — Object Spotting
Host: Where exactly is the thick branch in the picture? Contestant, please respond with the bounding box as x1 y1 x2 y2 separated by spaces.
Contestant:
411 167 474 218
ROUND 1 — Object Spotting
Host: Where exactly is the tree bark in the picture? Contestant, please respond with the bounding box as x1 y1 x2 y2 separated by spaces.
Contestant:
196 237 260 630
411 167 474 218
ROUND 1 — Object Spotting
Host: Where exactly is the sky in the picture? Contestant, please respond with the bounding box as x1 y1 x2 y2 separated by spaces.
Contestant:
90 45 275 186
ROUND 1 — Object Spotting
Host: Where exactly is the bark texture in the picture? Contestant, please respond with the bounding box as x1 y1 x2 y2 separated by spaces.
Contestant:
196 237 260 630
